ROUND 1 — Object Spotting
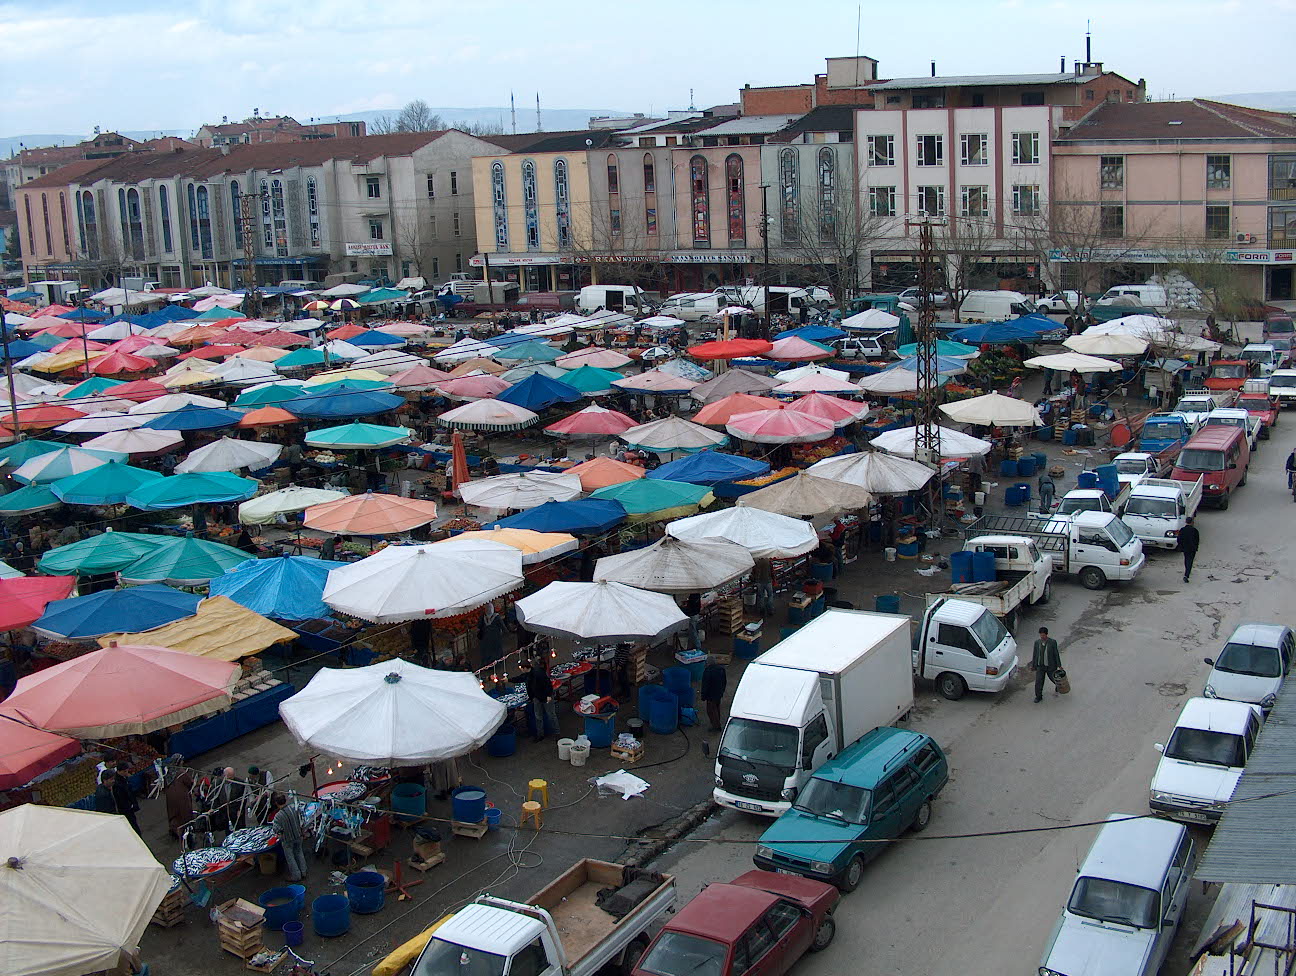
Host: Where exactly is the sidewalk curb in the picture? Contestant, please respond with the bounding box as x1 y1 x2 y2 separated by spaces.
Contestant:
620 799 716 867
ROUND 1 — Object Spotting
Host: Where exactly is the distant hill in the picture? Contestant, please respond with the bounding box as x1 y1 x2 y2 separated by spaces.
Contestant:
1208 91 1296 112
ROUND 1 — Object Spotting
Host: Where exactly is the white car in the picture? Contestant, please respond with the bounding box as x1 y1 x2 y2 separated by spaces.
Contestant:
1203 408 1262 452
1239 342 1281 376
1039 816 1194 976
1204 623 1294 711
1149 697 1262 824
897 286 950 309
1035 291 1084 313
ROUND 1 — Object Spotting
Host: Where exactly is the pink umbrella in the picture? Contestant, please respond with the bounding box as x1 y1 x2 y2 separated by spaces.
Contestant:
767 336 835 361
107 335 168 354
556 347 633 370
387 363 453 391
785 392 871 427
0 642 240 738
725 407 836 444
544 404 638 437
436 374 511 401
0 716 80 789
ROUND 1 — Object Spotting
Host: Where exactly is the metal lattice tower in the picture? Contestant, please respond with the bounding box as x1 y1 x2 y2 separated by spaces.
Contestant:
914 219 942 464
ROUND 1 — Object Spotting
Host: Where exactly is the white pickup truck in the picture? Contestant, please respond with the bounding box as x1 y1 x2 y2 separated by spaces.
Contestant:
968 511 1146 590
1173 389 1234 427
1052 485 1131 517
933 535 1053 627
1112 451 1173 488
1122 476 1203 550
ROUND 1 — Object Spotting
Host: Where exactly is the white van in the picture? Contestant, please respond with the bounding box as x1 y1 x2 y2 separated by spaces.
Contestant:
576 285 659 315
1204 623 1294 711
1150 697 1262 824
957 290 1035 323
1101 283 1170 311
657 292 727 322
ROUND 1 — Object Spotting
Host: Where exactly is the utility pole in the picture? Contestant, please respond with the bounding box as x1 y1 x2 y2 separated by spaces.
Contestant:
759 183 771 340
0 309 22 439
914 216 946 527
239 189 263 319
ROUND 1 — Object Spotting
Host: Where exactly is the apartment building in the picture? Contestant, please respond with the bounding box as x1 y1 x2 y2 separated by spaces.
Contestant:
193 115 365 148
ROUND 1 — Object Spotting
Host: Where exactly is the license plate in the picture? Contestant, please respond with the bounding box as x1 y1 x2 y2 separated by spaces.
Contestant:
1178 810 1210 822
735 801 764 812
775 868 798 875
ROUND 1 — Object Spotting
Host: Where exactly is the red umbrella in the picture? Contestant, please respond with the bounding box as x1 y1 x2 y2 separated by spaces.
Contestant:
0 715 80 789
691 393 782 426
242 330 307 348
785 392 870 426
725 407 836 444
450 429 470 491
8 405 86 430
179 344 245 360
33 320 95 338
327 323 365 340
0 576 76 630
544 404 638 437
109 380 168 402
31 304 74 318
687 338 773 360
49 339 108 354
78 351 155 375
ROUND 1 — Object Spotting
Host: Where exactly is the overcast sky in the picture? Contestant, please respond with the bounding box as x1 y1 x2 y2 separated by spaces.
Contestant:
2 0 1291 136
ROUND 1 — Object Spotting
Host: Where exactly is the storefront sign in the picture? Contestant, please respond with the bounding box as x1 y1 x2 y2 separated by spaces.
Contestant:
344 242 393 257
666 252 753 264
468 253 562 267
1049 247 1294 265
470 250 756 266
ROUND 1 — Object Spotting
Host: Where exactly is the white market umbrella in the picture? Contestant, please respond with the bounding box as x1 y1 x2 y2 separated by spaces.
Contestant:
318 282 370 297
319 340 368 361
323 540 524 622
870 424 993 458
458 471 583 510
238 486 349 524
278 659 507 765
127 393 226 416
208 359 279 386
53 411 147 434
80 428 184 455
621 415 727 452
593 536 754 593
438 399 539 432
857 369 924 395
807 450 935 493
667 504 819 559
774 363 849 383
13 447 126 486
841 308 900 330
514 580 688 644
1023 352 1123 373
740 471 873 518
0 804 171 976
939 393 1043 427
351 350 428 374
175 437 283 473
1063 333 1149 356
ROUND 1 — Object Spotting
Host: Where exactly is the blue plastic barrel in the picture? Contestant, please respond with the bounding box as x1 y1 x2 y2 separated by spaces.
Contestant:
258 885 305 931
638 684 665 720
648 696 679 734
896 540 921 557
345 871 385 915
451 786 486 824
874 594 901 614
1077 471 1099 490
811 562 834 581
1017 457 1037 477
950 550 974 583
663 666 692 692
670 684 696 709
282 921 304 947
1035 426 1054 441
999 458 1017 476
391 783 425 823
582 669 613 697
1032 452 1048 471
584 712 616 747
486 727 516 758
311 894 351 937
971 551 997 582
1005 485 1027 507
485 807 502 831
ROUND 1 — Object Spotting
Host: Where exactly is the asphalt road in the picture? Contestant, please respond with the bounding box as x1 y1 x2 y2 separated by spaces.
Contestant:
654 419 1292 975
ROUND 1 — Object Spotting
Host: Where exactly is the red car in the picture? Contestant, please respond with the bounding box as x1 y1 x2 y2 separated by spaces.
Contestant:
1238 391 1279 438
1204 359 1253 392
632 871 838 976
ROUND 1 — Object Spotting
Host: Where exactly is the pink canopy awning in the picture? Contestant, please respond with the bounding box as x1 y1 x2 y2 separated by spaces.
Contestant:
725 407 836 444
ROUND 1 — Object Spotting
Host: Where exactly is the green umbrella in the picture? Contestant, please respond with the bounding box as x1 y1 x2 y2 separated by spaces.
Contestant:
124 472 260 510
0 484 63 516
38 529 168 575
118 533 255 585
61 377 125 400
493 341 561 363
0 440 66 468
304 422 413 449
896 339 980 359
590 478 712 519
308 378 393 394
233 383 306 407
276 347 328 369
356 287 409 304
50 461 164 505
561 365 626 396
196 305 243 320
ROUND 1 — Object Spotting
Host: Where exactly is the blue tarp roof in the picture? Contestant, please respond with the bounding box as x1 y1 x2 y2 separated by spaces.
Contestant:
7 291 39 301
949 320 1053 343
646 450 771 486
487 499 627 534
495 373 584 411
288 390 404 419
59 308 107 322
33 583 202 639
210 554 348 620
773 325 847 342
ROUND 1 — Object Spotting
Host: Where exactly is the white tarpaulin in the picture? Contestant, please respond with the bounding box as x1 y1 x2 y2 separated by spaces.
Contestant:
667 504 819 559
278 659 507 765
238 486 349 524
807 450 935 494
870 425 993 458
458 471 583 510
514 580 688 644
939 393 1043 427
739 471 873 518
840 308 900 331
1063 333 1149 356
1023 352 1123 373
175 437 282 473
593 536 753 593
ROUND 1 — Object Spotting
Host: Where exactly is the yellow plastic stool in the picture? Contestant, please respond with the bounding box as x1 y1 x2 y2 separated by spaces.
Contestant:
527 779 549 808
521 801 544 829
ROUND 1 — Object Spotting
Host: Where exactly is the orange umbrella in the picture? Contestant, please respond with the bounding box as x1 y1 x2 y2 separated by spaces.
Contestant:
49 339 108 353
78 351 156 376
179 345 245 360
9 405 86 430
236 406 299 428
327 323 365 340
303 491 439 535
450 430 469 491
565 456 646 490
448 357 505 377
692 393 783 426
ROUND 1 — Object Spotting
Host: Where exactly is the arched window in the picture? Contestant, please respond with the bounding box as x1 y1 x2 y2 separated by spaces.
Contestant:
725 154 745 246
118 188 131 255
270 179 286 257
818 148 836 242
260 180 273 250
306 177 320 247
58 193 70 253
125 188 144 259
228 181 241 249
158 185 173 253
522 160 539 251
553 159 571 249
643 154 656 193
195 186 213 259
690 156 710 247
606 154 619 194
491 161 508 250
779 148 799 243
22 197 34 255
80 190 98 260
41 193 53 254
187 183 200 250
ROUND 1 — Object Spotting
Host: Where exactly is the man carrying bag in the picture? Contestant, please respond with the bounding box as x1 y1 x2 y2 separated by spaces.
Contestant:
1032 627 1067 703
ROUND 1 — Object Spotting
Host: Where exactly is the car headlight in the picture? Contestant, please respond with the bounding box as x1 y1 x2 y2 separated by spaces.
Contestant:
780 788 797 801
1040 968 1067 976
715 776 723 787
1204 685 1218 698
1261 693 1277 708
1165 529 1179 537
810 860 834 874
1150 791 1171 805
755 845 773 860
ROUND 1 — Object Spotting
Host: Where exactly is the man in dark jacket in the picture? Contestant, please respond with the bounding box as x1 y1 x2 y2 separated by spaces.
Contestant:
1179 517 1200 583
526 659 558 742
111 768 141 834
1032 627 1061 704
700 656 728 731
93 771 118 814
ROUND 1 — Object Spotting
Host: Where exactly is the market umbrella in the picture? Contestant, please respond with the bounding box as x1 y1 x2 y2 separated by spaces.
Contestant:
7 404 87 430
667 504 819 559
386 363 453 391
433 339 499 364
12 447 127 485
232 382 306 407
306 374 393 392
450 429 470 492
140 403 243 431
275 347 328 369
870 424 993 458
233 346 291 363
436 374 511 401
949 320 1050 344
60 376 124 399
856 369 931 395
775 324 846 342
689 369 783 405
50 461 164 505
766 336 835 361
613 369 698 395
0 576 76 630
896 339 980 359
329 298 361 311
564 456 646 491
437 398 540 431
774 363 848 383
647 450 770 486
124 472 259 510
495 373 583 411
0 642 239 737
37 529 167 575
304 491 439 535
0 439 65 467
348 329 406 349
1022 352 1123 373
288 388 404 420
33 584 203 640
0 720 80 790
559 365 626 396
448 357 506 377
725 407 835 444
77 351 154 375
237 406 300 429
841 308 900 330
174 437 282 473
544 404 637 437
692 393 782 426
516 580 688 644
621 415 727 453
785 392 871 427
772 372 861 395
1063 332 1149 356
210 554 349 621
688 338 773 360
118 534 255 585
238 486 348 524
53 411 147 434
323 540 524 622
159 369 220 389
939 392 1043 427
500 364 574 384
593 536 753 594
807 450 936 493
80 428 183 455
304 422 413 449
443 528 579 565
555 347 633 370
493 340 560 363
486 498 628 535
458 471 583 510
326 323 365 339
278 659 507 765
740 471 873 518
0 484 63 515
589 477 712 520
0 803 171 976
885 354 969 375
127 391 226 415
351 350 427 374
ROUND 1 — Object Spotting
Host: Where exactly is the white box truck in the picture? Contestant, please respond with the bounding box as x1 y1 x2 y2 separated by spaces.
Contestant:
713 609 914 817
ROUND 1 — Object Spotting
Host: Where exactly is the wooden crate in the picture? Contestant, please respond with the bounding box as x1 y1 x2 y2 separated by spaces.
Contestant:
150 887 188 928
408 851 446 872
451 819 487 839
711 597 745 636
609 743 644 764
215 898 266 961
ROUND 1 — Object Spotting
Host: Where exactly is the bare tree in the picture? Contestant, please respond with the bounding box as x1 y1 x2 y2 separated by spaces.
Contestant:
777 188 892 312
397 217 438 281
372 100 445 134
930 216 1003 320
558 202 668 297
457 120 507 137
1159 237 1258 327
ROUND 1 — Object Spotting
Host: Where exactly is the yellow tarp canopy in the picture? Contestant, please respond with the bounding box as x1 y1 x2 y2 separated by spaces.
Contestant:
98 595 295 660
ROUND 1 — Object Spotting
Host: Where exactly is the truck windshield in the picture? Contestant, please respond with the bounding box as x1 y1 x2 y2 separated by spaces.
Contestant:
1176 449 1224 472
1115 458 1149 475
1214 642 1282 678
1165 727 1245 767
719 719 800 769
1057 497 1101 515
793 778 871 823
1175 399 1211 413
1205 417 1244 428
1272 375 1296 388
1104 518 1135 547
1142 421 1181 438
1212 364 1246 378
413 940 507 976
1238 397 1269 409
637 932 728 976
969 610 1009 652
1068 877 1159 929
1125 496 1177 517
1239 350 1269 363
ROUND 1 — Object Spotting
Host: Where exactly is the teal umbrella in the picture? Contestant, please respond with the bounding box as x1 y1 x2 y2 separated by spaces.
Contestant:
304 423 413 449
119 534 255 585
896 339 980 359
0 440 66 467
62 377 125 400
12 446 128 485
124 472 260 510
50 461 164 505
493 341 561 363
233 383 306 407
590 478 712 518
561 365 626 396
308 378 393 394
0 484 62 515
195 305 243 320
356 288 409 304
276 347 328 369
38 529 168 574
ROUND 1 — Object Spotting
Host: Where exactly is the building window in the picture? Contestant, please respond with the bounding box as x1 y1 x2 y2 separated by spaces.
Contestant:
916 134 943 167
269 179 286 257
726 154 745 246
868 186 896 217
79 190 98 260
1011 132 1040 165
960 133 988 166
369 219 384 240
610 209 621 234
22 196 33 254
1012 184 1040 216
428 215 437 238
453 211 462 237
188 183 201 250
961 185 989 217
454 252 463 272
426 174 435 198
1271 156 1296 198
646 207 657 236
125 187 145 259
450 170 458 195
1268 207 1296 246
665 136 678 146
491 161 507 250
817 147 836 241
690 155 710 247
159 185 174 252
432 256 440 277
306 177 320 247
554 158 571 248
365 175 381 199
118 188 130 255
970 93 985 107
867 135 894 167
606 154 619 195
912 93 945 109
916 185 945 217
522 159 539 250
1021 91 1045 106
58 192 70 253
1206 155 1232 190
75 191 86 252
643 153 655 193
1205 205 1231 239
194 185 212 259
41 193 53 254
260 179 272 249
1100 204 1124 238
227 181 241 251
779 148 799 243
1100 155 1124 189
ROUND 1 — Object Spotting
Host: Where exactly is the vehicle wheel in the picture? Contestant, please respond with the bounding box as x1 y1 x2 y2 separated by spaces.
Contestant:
936 672 967 701
1033 580 1052 605
1262 427 1271 439
810 914 837 952
911 799 933 832
1240 470 1248 485
1218 491 1231 511
838 855 865 893
1079 566 1106 590
620 936 650 975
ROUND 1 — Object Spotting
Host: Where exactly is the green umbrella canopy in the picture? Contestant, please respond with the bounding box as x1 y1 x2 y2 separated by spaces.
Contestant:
0 440 67 467
308 378 393 394
590 477 712 516
304 422 413 449
0 484 63 516
61 377 126 400
493 341 561 363
118 533 254 585
49 461 164 505
561 365 626 395
196 306 244 320
233 383 306 407
38 529 168 574
275 347 329 369
124 472 260 510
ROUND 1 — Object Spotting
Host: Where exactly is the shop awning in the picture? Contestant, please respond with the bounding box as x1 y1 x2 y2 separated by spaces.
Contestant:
97 595 295 660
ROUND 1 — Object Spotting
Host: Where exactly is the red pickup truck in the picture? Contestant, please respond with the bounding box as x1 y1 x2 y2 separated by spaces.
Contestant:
1204 359 1254 392
1238 391 1279 438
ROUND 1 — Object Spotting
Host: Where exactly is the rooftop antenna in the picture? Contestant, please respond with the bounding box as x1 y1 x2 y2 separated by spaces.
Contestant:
510 91 516 134
536 93 542 132
855 5 862 86
689 88 696 112
1086 20 1092 64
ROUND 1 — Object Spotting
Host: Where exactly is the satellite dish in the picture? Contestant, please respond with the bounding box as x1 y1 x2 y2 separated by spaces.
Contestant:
585 139 593 147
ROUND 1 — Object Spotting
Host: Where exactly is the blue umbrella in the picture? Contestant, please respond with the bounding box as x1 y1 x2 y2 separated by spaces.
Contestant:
59 308 107 323
1 340 43 360
496 373 584 412
140 404 245 431
25 333 63 350
487 499 627 534
646 451 771 486
773 325 847 342
124 471 260 510
288 390 404 419
209 554 348 620
886 354 969 375
949 320 1048 344
482 332 537 349
32 583 202 639
348 330 405 348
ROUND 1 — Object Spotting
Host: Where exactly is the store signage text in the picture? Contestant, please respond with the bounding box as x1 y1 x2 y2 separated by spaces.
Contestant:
344 242 393 256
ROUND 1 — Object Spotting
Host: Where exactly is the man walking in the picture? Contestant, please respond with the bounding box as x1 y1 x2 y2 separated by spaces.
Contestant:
700 656 728 732
526 658 559 743
1286 448 1296 489
1180 516 1200 583
271 794 308 882
1032 627 1061 704
1037 472 1056 513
